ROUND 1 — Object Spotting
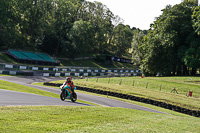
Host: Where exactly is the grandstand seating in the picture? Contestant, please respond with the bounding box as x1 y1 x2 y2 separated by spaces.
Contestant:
23 52 45 61
8 50 29 60
7 49 59 66
37 53 55 62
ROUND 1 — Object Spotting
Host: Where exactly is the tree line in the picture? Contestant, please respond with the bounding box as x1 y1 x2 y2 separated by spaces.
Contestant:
0 0 137 58
0 0 199 76
132 1 200 76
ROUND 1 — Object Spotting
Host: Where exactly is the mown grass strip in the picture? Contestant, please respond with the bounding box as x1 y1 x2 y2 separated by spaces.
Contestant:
32 82 192 116
0 106 199 133
0 80 59 98
77 77 200 97
51 77 200 110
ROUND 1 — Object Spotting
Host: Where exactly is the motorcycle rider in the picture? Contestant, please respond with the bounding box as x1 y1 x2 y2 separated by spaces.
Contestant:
62 76 75 97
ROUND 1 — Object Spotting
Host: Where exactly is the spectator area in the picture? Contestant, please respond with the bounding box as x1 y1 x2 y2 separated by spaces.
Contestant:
8 50 30 60
37 53 56 62
7 49 60 66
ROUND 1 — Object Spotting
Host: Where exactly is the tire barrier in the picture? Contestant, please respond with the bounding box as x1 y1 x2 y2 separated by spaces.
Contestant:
43 82 200 118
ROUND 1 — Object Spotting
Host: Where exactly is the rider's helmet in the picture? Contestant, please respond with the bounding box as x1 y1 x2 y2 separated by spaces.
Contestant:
66 77 71 82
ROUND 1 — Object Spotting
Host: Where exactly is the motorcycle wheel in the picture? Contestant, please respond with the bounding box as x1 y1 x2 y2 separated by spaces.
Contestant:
71 93 77 102
60 90 66 101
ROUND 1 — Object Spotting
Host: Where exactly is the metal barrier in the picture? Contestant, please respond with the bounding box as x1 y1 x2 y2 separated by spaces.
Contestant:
0 63 142 77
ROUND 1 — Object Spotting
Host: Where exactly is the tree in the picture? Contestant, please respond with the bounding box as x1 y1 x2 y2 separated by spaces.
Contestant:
113 24 133 57
131 29 145 65
79 1 115 54
183 0 198 5
70 20 94 58
141 2 197 75
0 0 134 59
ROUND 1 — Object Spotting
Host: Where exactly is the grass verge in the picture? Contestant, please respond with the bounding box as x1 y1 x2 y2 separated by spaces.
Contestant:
0 106 200 133
0 53 17 64
34 82 198 118
0 80 59 98
51 76 200 110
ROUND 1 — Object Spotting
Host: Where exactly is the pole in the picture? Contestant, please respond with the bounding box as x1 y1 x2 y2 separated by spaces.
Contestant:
108 77 110 84
132 80 135 86
119 79 122 85
146 82 148 89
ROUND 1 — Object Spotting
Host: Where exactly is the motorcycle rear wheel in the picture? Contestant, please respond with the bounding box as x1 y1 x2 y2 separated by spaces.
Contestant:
71 93 77 102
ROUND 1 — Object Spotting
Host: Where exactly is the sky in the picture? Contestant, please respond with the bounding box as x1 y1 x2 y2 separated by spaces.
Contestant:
86 0 183 30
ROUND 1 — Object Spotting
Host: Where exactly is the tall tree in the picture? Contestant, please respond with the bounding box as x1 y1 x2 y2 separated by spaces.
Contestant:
70 19 94 58
141 2 197 75
131 29 145 65
113 24 133 57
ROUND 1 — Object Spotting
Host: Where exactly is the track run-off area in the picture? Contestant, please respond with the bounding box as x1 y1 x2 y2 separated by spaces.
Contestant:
0 76 166 114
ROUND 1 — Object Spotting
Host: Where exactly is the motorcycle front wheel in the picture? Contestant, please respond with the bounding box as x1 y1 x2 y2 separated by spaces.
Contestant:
60 90 66 101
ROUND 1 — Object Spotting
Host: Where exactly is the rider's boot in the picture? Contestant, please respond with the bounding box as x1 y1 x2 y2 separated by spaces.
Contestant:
72 89 75 94
71 89 75 99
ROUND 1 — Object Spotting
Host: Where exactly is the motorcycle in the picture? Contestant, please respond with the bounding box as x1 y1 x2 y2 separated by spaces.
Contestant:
60 85 77 102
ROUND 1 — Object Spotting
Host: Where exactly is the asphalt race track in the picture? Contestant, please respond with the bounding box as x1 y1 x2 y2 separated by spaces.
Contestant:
0 89 90 106
0 76 166 114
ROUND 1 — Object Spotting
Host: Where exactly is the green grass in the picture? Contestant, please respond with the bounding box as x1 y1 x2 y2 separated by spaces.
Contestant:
0 106 199 133
0 53 17 64
60 59 136 68
0 74 11 76
0 77 200 132
79 76 200 97
52 76 200 110
33 82 199 116
0 80 59 98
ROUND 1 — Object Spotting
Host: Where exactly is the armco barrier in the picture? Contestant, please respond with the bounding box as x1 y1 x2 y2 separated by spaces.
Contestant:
0 63 142 76
43 82 200 118
0 70 33 76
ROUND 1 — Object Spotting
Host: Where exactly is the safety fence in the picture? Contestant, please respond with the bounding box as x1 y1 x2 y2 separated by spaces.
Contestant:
78 77 199 98
0 70 140 77
0 63 142 77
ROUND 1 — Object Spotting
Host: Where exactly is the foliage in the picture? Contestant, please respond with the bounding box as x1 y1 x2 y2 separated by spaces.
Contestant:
1 0 200 75
131 29 145 65
134 2 200 76
0 0 134 58
113 24 133 56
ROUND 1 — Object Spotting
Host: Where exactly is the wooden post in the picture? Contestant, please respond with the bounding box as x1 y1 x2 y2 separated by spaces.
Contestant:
132 80 135 86
108 77 110 84
146 82 148 89
160 85 162 91
119 79 122 85
96 78 98 82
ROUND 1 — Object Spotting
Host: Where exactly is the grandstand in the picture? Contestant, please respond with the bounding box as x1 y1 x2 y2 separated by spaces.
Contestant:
7 49 60 66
